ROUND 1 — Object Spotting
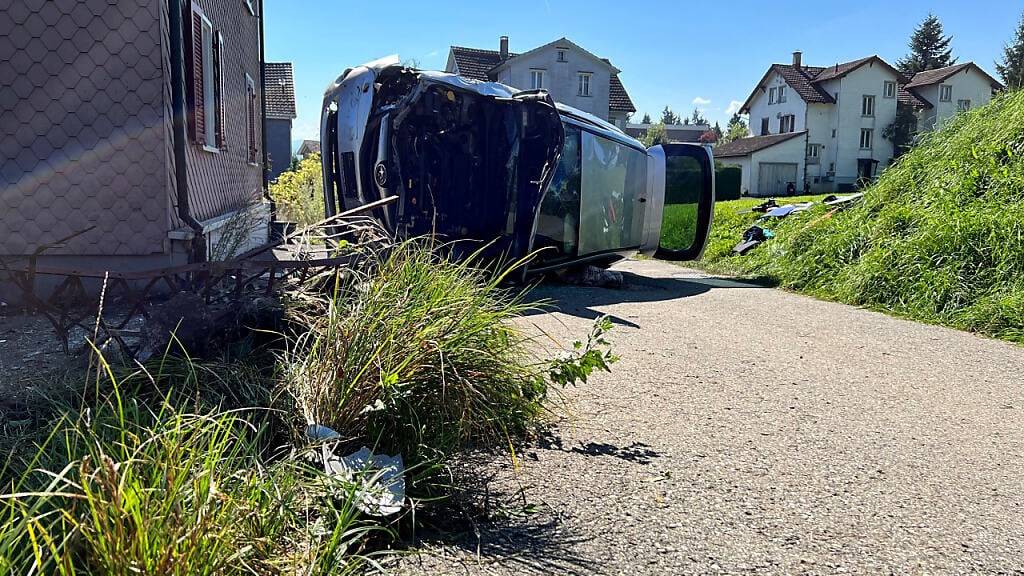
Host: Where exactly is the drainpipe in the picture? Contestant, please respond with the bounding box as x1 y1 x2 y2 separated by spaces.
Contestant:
168 0 207 263
259 0 275 221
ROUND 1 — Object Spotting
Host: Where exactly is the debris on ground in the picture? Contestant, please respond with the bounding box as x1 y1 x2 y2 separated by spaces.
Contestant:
306 424 407 517
732 194 865 256
556 265 626 289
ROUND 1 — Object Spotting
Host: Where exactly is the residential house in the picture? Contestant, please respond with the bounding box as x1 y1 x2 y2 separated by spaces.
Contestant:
623 123 710 144
446 37 635 128
903 63 1004 131
0 0 268 278
264 61 296 180
297 139 320 158
720 52 1002 196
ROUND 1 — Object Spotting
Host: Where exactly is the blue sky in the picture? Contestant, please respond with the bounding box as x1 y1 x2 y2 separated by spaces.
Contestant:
264 0 1023 149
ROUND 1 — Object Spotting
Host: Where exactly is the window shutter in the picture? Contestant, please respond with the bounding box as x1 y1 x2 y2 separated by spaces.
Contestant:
214 30 226 149
188 7 205 144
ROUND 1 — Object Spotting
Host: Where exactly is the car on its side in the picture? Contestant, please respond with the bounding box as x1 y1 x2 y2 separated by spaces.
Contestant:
320 56 714 272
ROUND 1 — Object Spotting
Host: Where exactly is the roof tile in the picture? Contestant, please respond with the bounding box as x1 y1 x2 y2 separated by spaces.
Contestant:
264 61 296 120
714 131 806 158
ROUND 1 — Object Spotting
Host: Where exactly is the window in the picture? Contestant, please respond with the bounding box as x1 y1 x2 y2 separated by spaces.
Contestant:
188 7 225 151
860 128 873 149
530 69 546 90
779 114 795 133
807 144 820 158
769 87 777 104
577 72 592 96
940 85 952 102
246 74 259 164
778 85 787 103
760 117 770 136
557 49 568 62
862 95 875 117
957 99 972 111
831 128 837 138
883 81 896 98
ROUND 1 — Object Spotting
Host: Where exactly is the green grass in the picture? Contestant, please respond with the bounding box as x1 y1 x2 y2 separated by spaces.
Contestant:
0 241 618 573
690 90 1024 344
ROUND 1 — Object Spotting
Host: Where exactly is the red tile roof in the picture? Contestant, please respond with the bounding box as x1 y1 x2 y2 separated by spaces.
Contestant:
904 62 1005 90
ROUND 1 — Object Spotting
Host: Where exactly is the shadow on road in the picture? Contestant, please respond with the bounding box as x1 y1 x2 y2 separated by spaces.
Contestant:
523 270 766 328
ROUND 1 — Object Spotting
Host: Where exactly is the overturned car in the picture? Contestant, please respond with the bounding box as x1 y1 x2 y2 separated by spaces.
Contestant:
320 56 714 273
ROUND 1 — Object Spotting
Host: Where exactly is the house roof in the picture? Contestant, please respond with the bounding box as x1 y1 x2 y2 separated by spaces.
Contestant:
491 37 621 75
898 86 932 109
264 62 297 120
904 62 1005 90
741 56 904 113
714 131 806 158
298 139 320 155
449 43 636 113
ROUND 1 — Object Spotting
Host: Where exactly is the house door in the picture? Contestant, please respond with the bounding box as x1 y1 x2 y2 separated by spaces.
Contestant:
758 162 798 196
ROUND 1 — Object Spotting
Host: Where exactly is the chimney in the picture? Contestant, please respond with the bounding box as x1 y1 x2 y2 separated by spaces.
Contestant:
792 51 803 69
500 36 509 60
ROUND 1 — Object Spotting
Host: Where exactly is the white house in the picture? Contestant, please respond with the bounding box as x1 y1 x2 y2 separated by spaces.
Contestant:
720 52 1003 196
446 37 636 128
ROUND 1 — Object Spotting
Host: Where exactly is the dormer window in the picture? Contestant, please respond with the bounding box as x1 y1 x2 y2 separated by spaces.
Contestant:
557 49 568 62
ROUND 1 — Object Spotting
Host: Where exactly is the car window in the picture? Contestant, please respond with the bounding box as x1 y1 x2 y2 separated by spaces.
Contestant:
533 124 582 263
578 132 647 255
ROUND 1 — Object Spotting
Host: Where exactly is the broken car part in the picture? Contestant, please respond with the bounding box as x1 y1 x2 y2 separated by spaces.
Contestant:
320 56 716 273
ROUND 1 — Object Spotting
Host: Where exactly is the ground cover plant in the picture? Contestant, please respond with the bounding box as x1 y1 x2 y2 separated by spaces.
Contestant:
270 153 325 228
694 90 1024 343
0 241 617 574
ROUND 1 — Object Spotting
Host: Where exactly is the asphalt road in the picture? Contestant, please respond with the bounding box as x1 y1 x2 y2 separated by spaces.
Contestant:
396 259 1024 575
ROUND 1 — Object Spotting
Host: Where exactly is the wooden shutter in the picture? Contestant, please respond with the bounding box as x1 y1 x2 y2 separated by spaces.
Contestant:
247 78 258 163
187 6 206 144
213 30 226 149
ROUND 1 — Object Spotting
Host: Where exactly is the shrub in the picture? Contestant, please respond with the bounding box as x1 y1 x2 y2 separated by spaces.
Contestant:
270 153 325 227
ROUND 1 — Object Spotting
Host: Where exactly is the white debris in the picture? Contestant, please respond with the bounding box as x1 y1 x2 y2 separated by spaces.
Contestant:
305 425 406 517
326 447 406 517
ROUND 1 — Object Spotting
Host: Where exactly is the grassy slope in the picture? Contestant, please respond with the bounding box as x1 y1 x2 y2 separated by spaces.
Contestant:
692 90 1024 344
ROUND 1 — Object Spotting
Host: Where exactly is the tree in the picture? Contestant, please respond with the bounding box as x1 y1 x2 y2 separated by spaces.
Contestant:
690 108 708 126
640 123 669 147
660 106 681 125
641 113 653 124
897 13 957 75
997 12 1024 90
883 104 919 157
721 113 749 144
713 122 724 141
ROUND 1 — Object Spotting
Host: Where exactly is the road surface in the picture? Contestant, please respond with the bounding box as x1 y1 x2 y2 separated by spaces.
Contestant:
396 259 1024 575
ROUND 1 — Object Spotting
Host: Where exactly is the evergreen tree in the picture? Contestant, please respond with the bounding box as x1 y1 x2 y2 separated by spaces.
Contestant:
641 113 653 124
713 122 723 140
660 106 681 125
721 114 749 144
690 108 708 126
997 13 1024 90
897 13 957 75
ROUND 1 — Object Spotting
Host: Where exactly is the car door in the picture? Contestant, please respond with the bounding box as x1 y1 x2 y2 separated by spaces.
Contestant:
646 143 716 261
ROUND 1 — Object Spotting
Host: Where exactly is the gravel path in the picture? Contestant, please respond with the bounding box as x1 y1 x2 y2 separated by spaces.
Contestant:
395 259 1024 575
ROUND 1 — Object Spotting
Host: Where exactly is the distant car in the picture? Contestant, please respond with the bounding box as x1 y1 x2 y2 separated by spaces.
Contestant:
320 56 714 272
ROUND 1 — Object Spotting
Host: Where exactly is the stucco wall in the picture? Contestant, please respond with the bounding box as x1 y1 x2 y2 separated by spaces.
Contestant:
0 0 171 257
829 63 898 188
747 71 809 136
492 45 612 120
266 118 292 181
749 135 807 197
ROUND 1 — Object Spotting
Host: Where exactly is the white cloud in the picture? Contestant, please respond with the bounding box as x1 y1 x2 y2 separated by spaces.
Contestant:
692 96 712 106
725 100 744 115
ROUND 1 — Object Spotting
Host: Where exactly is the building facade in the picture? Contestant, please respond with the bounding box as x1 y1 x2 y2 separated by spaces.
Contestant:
446 37 635 128
721 52 1003 196
264 61 296 181
0 0 268 273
